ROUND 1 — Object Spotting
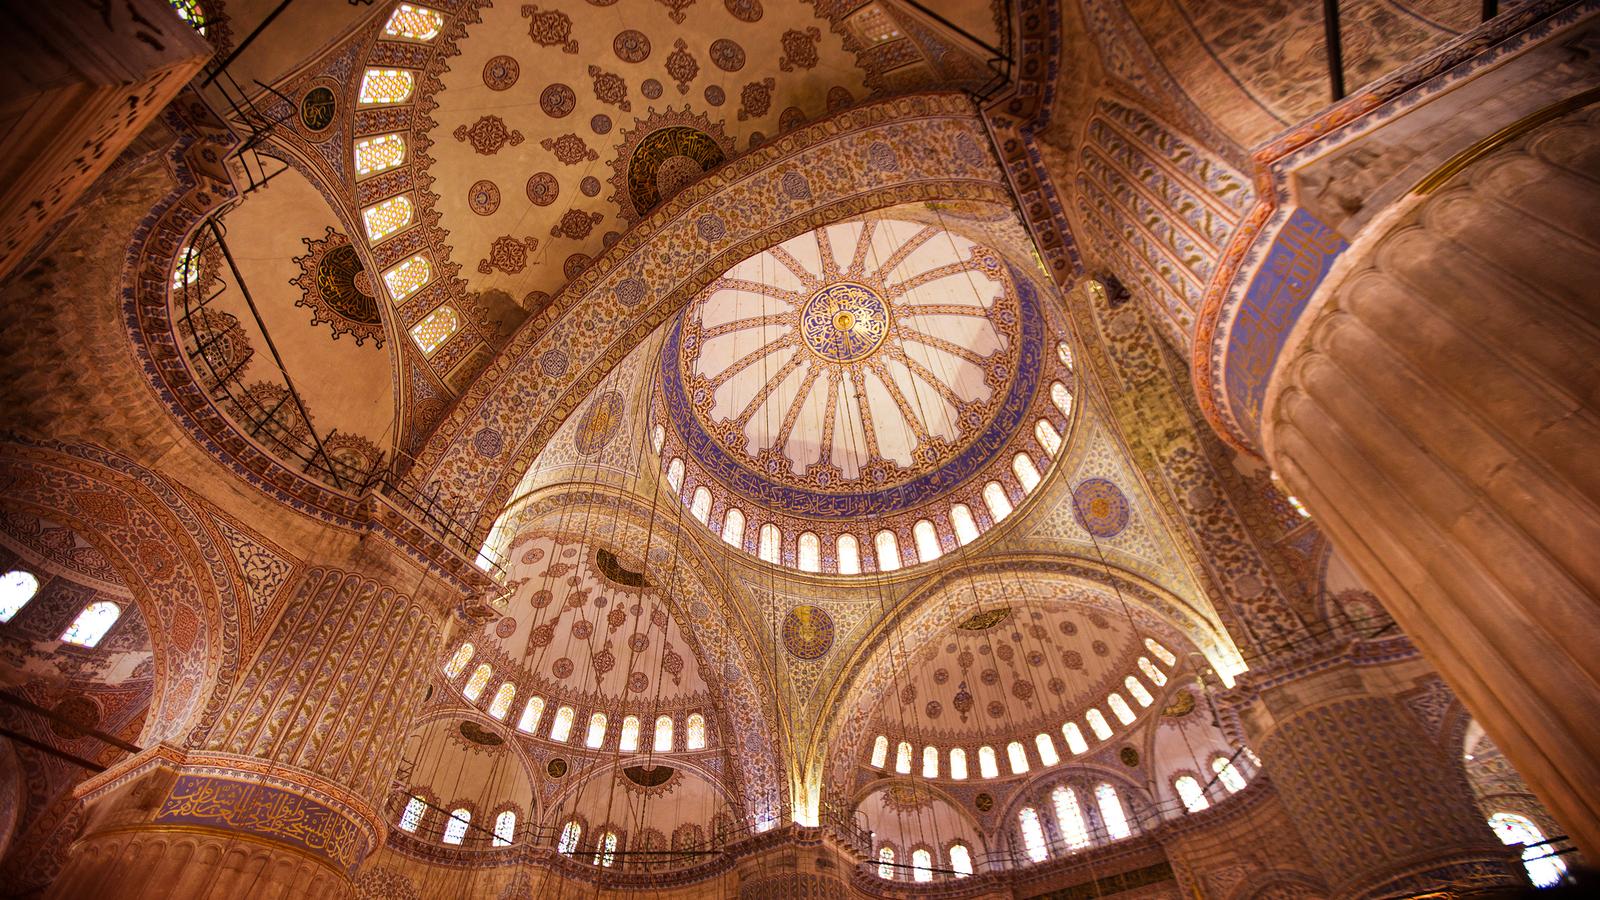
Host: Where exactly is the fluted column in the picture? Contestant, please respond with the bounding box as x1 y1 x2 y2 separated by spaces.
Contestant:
1239 656 1514 898
47 567 445 899
1262 102 1600 859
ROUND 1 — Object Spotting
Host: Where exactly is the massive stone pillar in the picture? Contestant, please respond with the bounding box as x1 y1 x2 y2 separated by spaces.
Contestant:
45 566 445 899
1261 101 1600 858
1236 650 1515 898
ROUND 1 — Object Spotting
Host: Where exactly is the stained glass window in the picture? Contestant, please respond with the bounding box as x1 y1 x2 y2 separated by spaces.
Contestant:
1108 692 1136 725
912 848 932 882
1036 732 1060 766
0 570 39 623
922 745 938 778
686 713 707 750
1096 784 1130 839
518 696 544 733
1125 675 1154 707
690 487 712 523
550 705 574 742
444 642 474 678
594 830 618 867
651 424 665 453
359 68 415 105
1057 340 1074 369
620 715 640 752
1145 638 1177 666
1053 785 1091 849
797 532 821 572
654 715 673 751
1007 741 1030 774
1490 812 1566 888
720 507 744 546
836 534 860 574
399 795 426 832
362 195 413 241
949 747 968 780
585 712 607 748
1212 756 1246 793
61 601 120 648
950 504 979 545
1175 775 1209 812
894 740 912 774
912 520 941 563
442 808 470 845
488 682 515 719
1086 708 1112 741
384 4 444 40
169 0 206 34
1018 807 1048 862
983 481 1013 522
354 134 406 176
557 819 582 854
948 842 973 876
758 523 781 563
1035 418 1062 456
463 664 491 701
493 810 516 846
383 255 431 304
1062 722 1088 755
978 745 999 779
875 530 900 571
667 458 685 492
1012 453 1041 493
877 845 895 879
410 304 457 355
1051 381 1073 418
1139 657 1167 686
172 244 202 290
871 735 889 768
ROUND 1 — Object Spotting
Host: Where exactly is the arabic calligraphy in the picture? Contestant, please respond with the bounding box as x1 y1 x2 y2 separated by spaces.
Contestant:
155 775 368 874
799 282 890 362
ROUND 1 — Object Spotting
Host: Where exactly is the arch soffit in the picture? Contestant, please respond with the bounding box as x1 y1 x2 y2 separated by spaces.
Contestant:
398 708 541 816
410 93 1013 537
0 441 242 746
849 776 988 841
544 755 740 827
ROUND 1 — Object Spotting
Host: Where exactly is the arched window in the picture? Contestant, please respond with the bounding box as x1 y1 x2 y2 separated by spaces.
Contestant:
1125 675 1154 707
686 713 707 750
354 134 406 176
1012 453 1041 493
721 507 745 547
895 740 912 774
871 735 889 768
410 305 458 355
690 487 712 523
1035 418 1062 456
1489 812 1567 888
1062 722 1088 755
442 808 471 845
911 847 933 882
978 745 999 779
493 810 516 846
667 458 685 491
558 819 582 855
488 682 516 719
922 745 938 778
1096 784 1131 839
169 0 207 33
1144 638 1177 666
585 712 607 748
384 3 444 40
912 520 941 562
651 423 665 454
619 715 641 752
550 706 574 742
1018 807 1048 862
797 532 821 572
1174 775 1209 812
654 715 674 751
875 530 901 571
1138 657 1167 686
1 571 39 623
443 642 474 678
61 601 120 648
1007 740 1030 774
382 254 431 301
1085 708 1112 741
593 830 618 867
948 841 973 876
1212 756 1247 793
1057 340 1074 368
1050 381 1073 418
836 533 861 575
877 845 895 879
1052 785 1091 849
1107 692 1136 725
950 504 980 545
518 696 544 733
949 747 968 780
359 68 415 105
398 796 426 833
463 664 492 701
1036 732 1060 766
983 481 1013 522
758 523 782 563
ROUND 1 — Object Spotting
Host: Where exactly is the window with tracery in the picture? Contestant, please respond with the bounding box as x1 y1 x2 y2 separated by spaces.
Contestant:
168 0 207 33
950 504 980 545
1138 656 1167 686
758 523 781 563
383 3 444 40
1212 756 1247 793
359 68 415 105
557 819 582 855
620 715 640 752
877 845 896 879
1018 807 1048 862
1096 784 1130 839
0 570 39 623
875 530 901 571
354 134 406 176
667 458 685 492
1053 785 1091 849
983 481 1013 522
398 795 426 833
871 735 889 768
913 520 941 562
1057 340 1074 369
518 696 544 733
948 841 973 876
171 244 202 290
651 424 665 453
686 713 707 750
444 642 474 678
1489 812 1566 888
1107 692 1136 725
585 712 607 748
797 532 821 572
550 705 574 742
1062 722 1088 755
488 682 515 719
949 747 968 780
493 810 516 846
462 664 491 701
721 507 744 547
911 847 932 882
690 487 711 523
382 254 431 302
410 304 458 355
1013 453 1041 493
363 195 413 241
1036 732 1059 766
62 602 120 648
1125 675 1154 707
1007 740 1030 774
1035 418 1062 456
1085 708 1112 741
1144 638 1177 666
895 740 912 775
1050 381 1073 418
922 745 938 778
593 830 618 867
837 533 861 574
654 715 673 751
442 808 470 845
1175 775 1209 812
978 745 999 779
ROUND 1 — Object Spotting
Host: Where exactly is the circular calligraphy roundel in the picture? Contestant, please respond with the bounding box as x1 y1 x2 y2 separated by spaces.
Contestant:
626 125 727 217
781 604 835 660
800 282 890 363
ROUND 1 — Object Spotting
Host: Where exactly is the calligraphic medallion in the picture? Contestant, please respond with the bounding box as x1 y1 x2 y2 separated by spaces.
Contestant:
300 86 337 133
956 607 1011 631
1072 477 1130 538
780 604 834 660
800 282 889 363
